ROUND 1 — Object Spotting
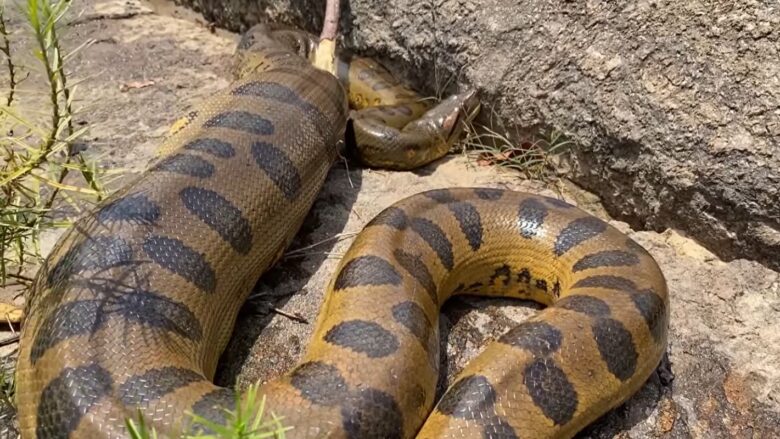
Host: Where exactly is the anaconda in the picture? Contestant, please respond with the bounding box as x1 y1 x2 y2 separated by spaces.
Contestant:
15 23 669 439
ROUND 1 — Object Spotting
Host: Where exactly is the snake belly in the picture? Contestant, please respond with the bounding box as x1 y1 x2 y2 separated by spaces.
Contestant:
15 25 669 439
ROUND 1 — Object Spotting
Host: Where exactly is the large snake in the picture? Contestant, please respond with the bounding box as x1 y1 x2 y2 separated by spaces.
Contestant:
15 24 669 439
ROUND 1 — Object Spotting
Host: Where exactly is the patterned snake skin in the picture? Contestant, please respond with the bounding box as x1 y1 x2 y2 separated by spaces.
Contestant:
15 24 669 439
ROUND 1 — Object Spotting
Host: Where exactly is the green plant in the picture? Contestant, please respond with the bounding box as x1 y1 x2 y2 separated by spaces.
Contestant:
125 383 290 439
0 0 108 292
459 104 574 180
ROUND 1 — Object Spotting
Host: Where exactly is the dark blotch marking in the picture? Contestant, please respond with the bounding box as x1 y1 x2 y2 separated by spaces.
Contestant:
190 388 235 432
231 81 330 135
183 138 235 158
47 236 133 287
490 264 511 287
557 295 611 317
517 268 531 284
499 321 563 356
631 290 666 341
424 189 455 203
151 153 214 178
592 318 638 381
474 188 504 200
290 361 348 406
552 280 562 298
203 111 274 135
251 141 302 200
554 216 608 256
119 367 203 407
524 358 578 425
334 255 402 290
573 275 637 293
536 279 548 292
31 290 203 363
573 250 640 272
143 236 215 293
36 364 113 439
542 196 574 209
518 198 548 238
324 320 399 358
410 217 454 270
341 388 403 439
482 419 520 439
393 250 437 304
448 202 483 251
436 375 497 420
392 301 432 345
367 206 408 230
97 194 160 225
179 187 252 254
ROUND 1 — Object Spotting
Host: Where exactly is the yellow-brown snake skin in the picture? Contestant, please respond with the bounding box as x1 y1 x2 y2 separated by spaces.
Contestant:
15 24 669 439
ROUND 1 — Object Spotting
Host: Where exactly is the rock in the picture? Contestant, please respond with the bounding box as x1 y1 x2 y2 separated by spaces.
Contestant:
176 0 780 273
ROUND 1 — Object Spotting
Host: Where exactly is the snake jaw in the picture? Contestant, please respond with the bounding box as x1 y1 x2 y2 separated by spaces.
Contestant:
439 89 481 144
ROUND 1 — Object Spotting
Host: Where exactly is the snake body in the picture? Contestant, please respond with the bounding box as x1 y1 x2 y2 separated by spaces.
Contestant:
15 24 669 439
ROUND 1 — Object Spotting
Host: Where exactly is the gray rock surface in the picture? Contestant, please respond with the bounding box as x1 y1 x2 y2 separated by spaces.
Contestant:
178 0 780 272
0 0 778 437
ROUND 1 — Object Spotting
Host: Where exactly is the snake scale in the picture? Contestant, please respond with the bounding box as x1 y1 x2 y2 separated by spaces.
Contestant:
15 23 669 439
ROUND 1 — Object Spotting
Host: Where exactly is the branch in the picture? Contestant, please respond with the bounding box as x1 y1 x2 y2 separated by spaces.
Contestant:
312 0 340 75
319 0 340 41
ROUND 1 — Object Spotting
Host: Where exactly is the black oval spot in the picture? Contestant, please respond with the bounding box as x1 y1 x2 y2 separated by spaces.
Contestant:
482 419 520 439
152 153 214 178
474 188 504 200
119 367 203 407
592 318 638 381
251 141 302 200
184 138 235 158
436 375 497 420
334 255 402 290
630 290 667 342
97 194 160 225
47 236 133 287
324 320 399 358
392 301 433 346
499 321 563 356
572 275 637 293
518 198 548 238
204 111 274 135
554 216 608 256
142 236 215 293
557 295 611 317
524 358 578 426
367 206 408 230
423 189 455 203
410 218 454 270
393 249 437 304
179 187 253 254
573 250 639 272
448 202 483 251
490 264 512 287
190 388 235 433
36 364 113 438
290 361 348 406
30 290 203 364
341 388 403 439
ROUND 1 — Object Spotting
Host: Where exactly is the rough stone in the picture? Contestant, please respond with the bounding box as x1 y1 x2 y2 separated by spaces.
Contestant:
176 0 780 272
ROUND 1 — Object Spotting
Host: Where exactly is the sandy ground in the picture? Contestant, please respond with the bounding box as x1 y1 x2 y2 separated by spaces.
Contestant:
0 0 777 437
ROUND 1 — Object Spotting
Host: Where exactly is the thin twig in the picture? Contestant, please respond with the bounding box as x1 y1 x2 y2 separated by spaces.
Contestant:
0 7 16 107
0 335 19 347
270 307 308 324
319 0 340 41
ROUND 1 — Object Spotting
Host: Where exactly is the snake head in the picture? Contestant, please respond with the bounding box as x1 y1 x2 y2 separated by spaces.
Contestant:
435 89 481 146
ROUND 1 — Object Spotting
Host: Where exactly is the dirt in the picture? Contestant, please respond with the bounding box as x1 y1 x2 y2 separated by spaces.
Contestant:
0 0 778 437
